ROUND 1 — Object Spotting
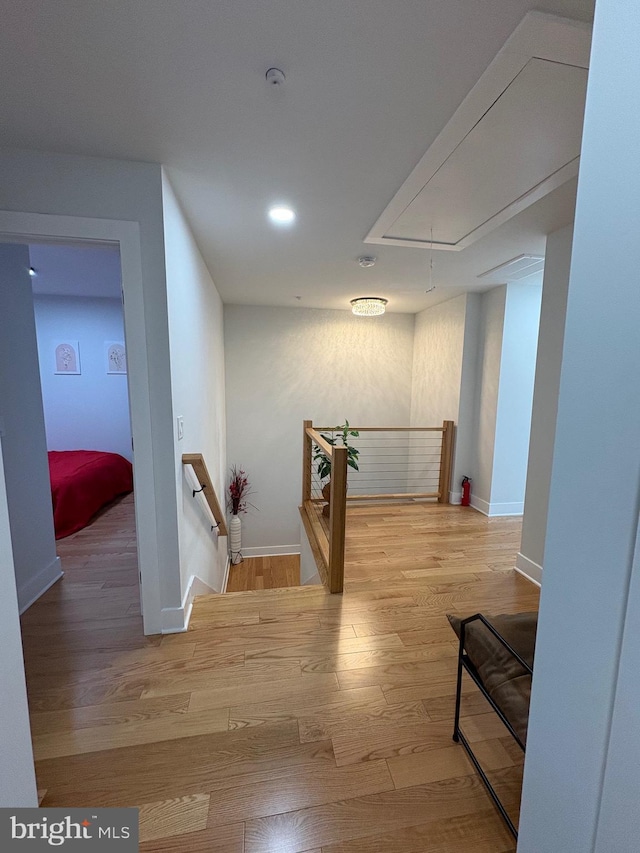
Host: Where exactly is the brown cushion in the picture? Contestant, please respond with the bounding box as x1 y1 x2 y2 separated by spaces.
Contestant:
447 611 537 744
489 675 532 744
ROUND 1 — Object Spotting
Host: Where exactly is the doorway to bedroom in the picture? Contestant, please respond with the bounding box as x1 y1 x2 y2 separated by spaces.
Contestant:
28 239 139 596
0 210 167 638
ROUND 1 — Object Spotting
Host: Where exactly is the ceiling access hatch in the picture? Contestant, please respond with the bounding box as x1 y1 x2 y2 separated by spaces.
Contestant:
365 12 591 252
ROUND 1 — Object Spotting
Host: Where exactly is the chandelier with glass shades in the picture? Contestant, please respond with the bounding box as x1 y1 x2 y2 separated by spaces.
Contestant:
350 297 388 316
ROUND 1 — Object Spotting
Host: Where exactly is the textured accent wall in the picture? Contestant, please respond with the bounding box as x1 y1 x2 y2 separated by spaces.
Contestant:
410 295 467 427
224 306 415 551
471 286 506 511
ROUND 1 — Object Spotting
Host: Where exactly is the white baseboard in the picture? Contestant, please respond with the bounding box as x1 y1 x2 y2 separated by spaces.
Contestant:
449 490 462 505
469 494 490 515
515 552 543 586
302 571 322 585
469 495 524 517
160 606 186 634
221 555 231 594
241 545 301 558
18 556 63 614
162 573 216 634
489 501 524 516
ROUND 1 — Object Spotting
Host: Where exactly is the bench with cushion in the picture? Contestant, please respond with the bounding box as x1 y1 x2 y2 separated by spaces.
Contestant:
447 610 537 838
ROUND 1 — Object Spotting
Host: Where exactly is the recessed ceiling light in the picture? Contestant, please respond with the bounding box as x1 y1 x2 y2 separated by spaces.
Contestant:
268 206 296 225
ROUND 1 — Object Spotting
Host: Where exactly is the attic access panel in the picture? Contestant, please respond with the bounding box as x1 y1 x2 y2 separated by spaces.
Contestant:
365 12 591 252
385 59 587 246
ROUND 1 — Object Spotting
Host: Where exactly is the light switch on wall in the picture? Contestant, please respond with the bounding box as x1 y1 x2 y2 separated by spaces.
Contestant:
177 416 184 441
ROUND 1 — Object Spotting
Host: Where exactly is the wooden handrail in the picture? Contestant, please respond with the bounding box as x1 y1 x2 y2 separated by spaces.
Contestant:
306 427 334 457
301 419 456 597
314 425 445 432
182 453 228 536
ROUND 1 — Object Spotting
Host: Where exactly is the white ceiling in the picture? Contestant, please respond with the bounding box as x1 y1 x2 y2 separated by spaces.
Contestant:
375 56 588 248
0 0 594 314
29 243 122 299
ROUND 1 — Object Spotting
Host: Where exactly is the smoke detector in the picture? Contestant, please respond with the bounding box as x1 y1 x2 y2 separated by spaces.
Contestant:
266 67 286 86
358 256 377 268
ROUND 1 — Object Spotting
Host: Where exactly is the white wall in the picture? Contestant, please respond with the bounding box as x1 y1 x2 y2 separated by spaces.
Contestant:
594 521 640 851
0 148 181 634
470 286 506 512
162 171 228 599
409 293 481 502
0 245 62 612
469 283 541 515
33 295 132 461
491 282 542 511
518 0 640 848
0 435 38 807
517 225 573 584
224 306 415 552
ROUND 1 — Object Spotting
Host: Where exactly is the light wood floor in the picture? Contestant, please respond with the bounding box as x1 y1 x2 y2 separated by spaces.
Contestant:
227 554 300 592
20 496 538 852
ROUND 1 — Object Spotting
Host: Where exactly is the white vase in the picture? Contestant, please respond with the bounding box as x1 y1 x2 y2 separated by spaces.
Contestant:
229 514 243 564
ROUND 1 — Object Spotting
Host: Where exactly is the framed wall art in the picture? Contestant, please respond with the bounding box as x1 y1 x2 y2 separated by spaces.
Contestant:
54 341 81 374
105 341 127 374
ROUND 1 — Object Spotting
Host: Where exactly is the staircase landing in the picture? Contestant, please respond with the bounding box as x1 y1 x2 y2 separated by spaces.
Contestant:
226 554 300 591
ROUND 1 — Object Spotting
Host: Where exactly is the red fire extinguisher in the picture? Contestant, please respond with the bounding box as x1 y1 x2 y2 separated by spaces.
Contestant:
461 476 471 507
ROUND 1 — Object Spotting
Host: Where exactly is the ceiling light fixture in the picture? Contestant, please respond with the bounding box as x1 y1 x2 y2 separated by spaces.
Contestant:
358 256 376 268
28 267 37 277
350 297 388 317
268 205 296 225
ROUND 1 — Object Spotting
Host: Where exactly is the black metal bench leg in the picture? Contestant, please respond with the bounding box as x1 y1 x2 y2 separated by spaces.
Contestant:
452 622 465 743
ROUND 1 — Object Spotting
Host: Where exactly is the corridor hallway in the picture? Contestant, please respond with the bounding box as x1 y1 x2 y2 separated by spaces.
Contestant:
22 499 538 851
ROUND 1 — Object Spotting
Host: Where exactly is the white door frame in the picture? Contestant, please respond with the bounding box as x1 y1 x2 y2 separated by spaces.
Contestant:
0 210 162 634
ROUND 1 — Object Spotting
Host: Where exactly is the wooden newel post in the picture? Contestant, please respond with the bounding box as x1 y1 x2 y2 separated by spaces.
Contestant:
302 419 312 503
438 420 454 504
328 445 347 593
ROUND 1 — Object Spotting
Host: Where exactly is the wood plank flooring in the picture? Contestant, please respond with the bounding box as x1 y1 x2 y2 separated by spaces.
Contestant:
227 554 301 591
20 496 538 852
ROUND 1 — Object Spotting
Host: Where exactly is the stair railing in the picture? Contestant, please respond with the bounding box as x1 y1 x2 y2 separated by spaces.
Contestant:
301 420 455 594
182 453 228 536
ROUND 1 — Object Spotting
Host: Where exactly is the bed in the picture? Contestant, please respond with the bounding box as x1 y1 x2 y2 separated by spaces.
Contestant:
48 450 133 539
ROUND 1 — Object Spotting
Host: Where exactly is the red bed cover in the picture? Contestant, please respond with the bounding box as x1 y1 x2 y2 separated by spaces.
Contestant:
48 450 133 539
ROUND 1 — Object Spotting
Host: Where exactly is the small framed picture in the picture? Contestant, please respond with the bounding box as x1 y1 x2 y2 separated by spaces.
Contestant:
106 341 127 374
54 341 81 374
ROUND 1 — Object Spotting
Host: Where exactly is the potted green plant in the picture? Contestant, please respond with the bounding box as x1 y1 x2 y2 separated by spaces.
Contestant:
314 421 360 516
